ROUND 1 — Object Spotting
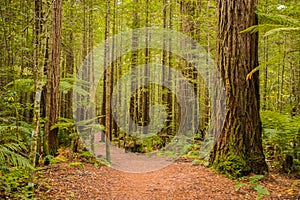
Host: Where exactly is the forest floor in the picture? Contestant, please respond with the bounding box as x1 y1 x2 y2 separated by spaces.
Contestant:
35 148 300 200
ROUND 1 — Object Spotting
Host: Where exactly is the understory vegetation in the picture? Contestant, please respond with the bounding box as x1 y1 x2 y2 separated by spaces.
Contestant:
0 0 300 198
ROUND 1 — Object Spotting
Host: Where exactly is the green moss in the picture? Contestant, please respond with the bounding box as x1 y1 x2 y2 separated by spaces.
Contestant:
96 157 110 167
68 162 84 169
212 154 250 178
80 151 93 158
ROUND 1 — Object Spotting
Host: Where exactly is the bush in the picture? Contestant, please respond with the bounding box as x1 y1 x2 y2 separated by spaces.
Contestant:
0 167 33 199
261 110 300 172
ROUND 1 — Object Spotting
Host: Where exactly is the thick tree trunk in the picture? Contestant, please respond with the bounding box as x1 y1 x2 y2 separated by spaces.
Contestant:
210 0 268 177
44 0 62 155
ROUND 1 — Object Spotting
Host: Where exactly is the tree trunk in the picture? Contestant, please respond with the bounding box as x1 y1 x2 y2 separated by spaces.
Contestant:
30 0 45 167
104 0 111 162
210 0 268 177
44 0 62 155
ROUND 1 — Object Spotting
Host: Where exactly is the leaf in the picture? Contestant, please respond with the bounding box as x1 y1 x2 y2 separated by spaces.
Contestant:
253 185 270 200
249 175 264 185
246 55 281 80
235 182 246 191
264 27 300 37
256 10 300 27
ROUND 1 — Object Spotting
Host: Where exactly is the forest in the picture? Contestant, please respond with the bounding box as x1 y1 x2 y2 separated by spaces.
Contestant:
0 0 299 199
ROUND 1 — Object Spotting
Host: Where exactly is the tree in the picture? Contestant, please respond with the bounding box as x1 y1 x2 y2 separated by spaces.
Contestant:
104 0 112 162
30 0 47 166
210 0 268 177
44 0 62 155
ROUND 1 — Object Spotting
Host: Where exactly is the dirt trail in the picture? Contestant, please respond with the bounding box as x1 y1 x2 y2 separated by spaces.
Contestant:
95 143 174 173
35 160 300 200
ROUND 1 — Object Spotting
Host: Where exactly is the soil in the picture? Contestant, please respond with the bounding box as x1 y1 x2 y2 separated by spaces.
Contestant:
35 148 300 200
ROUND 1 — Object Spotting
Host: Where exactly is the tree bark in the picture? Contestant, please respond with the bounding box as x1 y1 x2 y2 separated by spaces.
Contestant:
210 0 268 177
104 0 111 162
44 0 62 155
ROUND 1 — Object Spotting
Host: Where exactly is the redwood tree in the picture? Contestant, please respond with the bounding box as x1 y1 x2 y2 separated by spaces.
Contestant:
44 0 62 155
210 0 268 177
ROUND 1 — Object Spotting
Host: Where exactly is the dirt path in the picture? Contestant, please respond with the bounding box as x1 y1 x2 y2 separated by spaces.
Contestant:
95 143 174 173
35 160 300 200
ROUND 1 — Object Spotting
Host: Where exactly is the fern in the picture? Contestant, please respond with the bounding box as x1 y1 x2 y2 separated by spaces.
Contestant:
4 78 46 94
246 55 281 80
0 143 33 169
51 117 75 131
242 9 300 37
60 77 76 94
264 27 300 37
0 126 33 171
261 111 300 170
256 9 300 27
240 24 285 34
253 185 270 200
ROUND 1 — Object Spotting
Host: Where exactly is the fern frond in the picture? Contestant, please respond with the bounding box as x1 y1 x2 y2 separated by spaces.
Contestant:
264 27 300 37
240 24 285 34
4 78 40 93
246 55 281 80
0 144 33 169
60 78 75 94
51 117 75 131
257 10 300 27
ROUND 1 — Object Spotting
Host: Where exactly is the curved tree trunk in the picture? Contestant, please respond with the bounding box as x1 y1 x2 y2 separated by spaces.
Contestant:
210 0 268 177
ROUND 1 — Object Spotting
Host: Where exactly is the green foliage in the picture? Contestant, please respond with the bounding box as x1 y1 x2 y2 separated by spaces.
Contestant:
246 2 300 80
68 162 84 169
79 151 102 166
253 185 270 200
156 150 176 158
5 78 37 93
43 155 54 165
213 154 249 178
191 159 203 166
60 77 75 94
43 154 72 166
80 151 94 158
0 128 33 171
249 175 265 185
258 2 300 26
235 175 269 200
235 182 247 191
0 83 34 198
96 157 111 167
257 9 300 27
52 117 76 148
0 167 33 199
261 110 300 171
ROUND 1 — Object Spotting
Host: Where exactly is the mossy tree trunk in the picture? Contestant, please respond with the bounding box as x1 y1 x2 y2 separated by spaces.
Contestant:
210 0 268 177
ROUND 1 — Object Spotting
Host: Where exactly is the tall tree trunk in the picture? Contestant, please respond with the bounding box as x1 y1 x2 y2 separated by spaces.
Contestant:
30 0 45 167
104 0 112 162
180 0 197 134
143 0 150 133
129 0 139 136
262 37 268 110
210 0 268 177
44 0 62 155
